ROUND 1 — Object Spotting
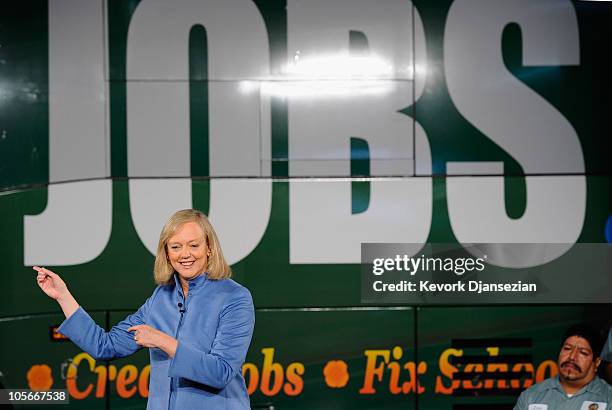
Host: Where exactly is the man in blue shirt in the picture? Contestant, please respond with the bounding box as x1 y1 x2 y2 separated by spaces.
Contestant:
602 327 612 383
514 323 612 409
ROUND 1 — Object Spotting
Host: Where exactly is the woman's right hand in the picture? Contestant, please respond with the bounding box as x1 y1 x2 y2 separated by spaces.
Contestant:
34 266 69 301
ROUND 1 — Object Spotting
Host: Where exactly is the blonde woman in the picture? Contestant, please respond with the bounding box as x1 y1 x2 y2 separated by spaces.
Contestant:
35 209 255 410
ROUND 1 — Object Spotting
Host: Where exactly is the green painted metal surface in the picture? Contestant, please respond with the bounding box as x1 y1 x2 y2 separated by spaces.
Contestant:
0 0 610 408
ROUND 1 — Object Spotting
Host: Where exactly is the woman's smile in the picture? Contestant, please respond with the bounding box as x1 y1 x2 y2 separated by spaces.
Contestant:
167 221 209 279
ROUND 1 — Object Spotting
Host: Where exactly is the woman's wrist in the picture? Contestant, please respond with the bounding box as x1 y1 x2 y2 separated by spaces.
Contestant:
56 292 79 319
161 335 178 358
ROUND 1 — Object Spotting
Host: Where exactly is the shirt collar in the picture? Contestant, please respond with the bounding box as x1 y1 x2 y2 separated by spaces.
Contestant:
174 272 208 296
548 375 563 392
583 376 607 396
549 375 606 398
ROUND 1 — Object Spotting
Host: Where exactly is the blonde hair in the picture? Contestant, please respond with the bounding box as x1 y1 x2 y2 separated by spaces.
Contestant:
154 209 232 285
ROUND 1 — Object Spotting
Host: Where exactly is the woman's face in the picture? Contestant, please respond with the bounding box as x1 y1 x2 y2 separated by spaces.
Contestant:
167 221 209 281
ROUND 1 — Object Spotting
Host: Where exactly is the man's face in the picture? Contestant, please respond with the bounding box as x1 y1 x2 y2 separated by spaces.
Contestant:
557 335 600 386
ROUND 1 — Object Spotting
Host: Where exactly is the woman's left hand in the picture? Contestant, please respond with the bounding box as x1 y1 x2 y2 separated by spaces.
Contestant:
128 325 178 357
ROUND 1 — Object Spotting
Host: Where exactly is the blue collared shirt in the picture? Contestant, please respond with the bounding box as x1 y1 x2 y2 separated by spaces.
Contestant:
58 273 255 410
513 375 612 410
602 328 612 362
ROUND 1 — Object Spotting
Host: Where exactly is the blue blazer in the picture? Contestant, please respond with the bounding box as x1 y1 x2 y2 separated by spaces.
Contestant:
58 273 255 410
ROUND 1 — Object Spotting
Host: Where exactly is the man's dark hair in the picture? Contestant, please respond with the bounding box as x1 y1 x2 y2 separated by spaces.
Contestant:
561 323 604 357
